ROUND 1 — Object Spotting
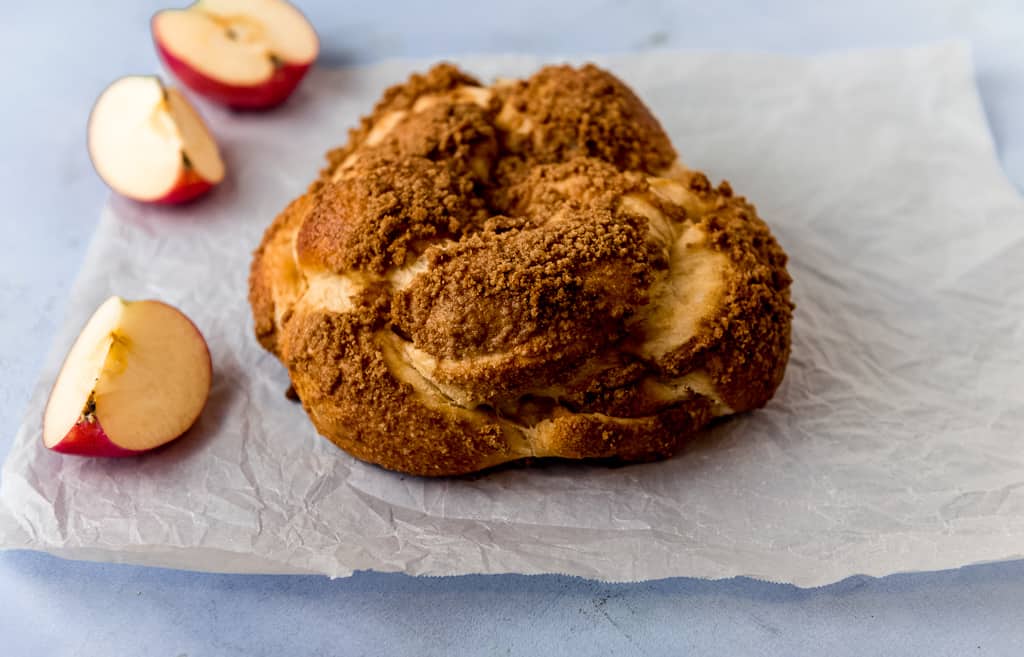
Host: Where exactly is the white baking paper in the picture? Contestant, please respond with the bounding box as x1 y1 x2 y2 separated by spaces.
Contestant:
2 43 1022 587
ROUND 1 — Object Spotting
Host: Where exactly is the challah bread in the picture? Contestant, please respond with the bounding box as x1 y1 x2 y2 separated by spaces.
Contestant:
249 63 793 476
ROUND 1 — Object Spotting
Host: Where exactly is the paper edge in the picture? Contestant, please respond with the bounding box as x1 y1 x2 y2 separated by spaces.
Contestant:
3 541 1021 589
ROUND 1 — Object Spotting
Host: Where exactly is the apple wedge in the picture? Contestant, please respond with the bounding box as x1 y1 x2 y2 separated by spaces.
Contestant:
43 297 212 457
88 76 225 204
153 0 319 109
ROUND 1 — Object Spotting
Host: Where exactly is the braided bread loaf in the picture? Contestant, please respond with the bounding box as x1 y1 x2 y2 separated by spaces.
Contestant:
249 63 793 476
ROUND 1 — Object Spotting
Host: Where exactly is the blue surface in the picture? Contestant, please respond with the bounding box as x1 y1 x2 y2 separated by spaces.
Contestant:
2 1 1023 654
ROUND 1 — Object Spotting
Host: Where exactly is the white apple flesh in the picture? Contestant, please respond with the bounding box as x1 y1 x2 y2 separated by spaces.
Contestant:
153 0 319 109
88 76 224 204
43 297 212 457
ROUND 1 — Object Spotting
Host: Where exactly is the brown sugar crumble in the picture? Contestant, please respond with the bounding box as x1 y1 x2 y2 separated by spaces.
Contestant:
249 62 793 476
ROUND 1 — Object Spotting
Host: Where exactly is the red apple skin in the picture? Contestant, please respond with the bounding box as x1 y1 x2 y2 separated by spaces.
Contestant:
155 38 312 110
151 167 214 205
47 418 144 458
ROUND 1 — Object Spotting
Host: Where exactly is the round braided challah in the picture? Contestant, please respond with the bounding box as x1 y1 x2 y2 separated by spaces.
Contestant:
249 63 793 476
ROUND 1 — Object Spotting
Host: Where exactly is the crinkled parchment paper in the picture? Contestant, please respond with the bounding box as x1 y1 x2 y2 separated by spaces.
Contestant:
2 43 1022 587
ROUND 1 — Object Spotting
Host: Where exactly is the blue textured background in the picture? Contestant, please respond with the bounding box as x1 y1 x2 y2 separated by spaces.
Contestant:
2 1 1022 654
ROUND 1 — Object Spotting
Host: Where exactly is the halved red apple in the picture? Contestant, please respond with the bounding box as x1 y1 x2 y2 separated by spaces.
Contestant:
43 297 212 457
153 0 319 109
88 76 225 204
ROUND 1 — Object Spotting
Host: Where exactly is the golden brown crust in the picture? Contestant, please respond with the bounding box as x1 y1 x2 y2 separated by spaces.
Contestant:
493 64 677 176
249 62 793 476
281 289 519 476
360 103 500 181
649 172 793 411
493 156 649 218
394 207 650 352
297 158 487 275
249 194 314 355
533 399 714 461
319 63 483 186
389 213 652 400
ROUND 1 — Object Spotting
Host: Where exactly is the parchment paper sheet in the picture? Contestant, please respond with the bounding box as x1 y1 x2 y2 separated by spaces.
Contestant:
2 43 1022 587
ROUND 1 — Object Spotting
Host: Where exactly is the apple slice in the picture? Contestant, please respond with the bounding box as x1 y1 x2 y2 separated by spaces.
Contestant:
153 0 319 109
88 76 225 204
43 297 212 457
